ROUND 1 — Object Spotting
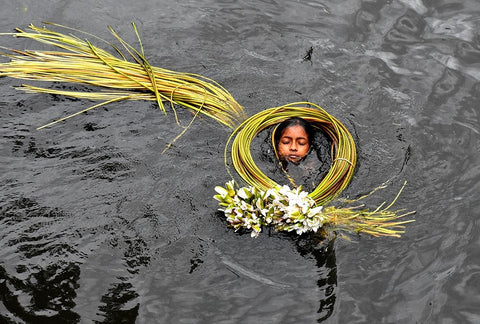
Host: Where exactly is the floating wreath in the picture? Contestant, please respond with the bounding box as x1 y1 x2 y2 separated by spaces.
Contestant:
220 103 414 238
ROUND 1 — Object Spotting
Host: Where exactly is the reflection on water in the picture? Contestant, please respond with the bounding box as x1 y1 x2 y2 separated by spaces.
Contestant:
1 0 480 323
295 236 337 322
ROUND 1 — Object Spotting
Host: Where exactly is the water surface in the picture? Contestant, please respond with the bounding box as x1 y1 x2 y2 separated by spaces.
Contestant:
1 0 480 323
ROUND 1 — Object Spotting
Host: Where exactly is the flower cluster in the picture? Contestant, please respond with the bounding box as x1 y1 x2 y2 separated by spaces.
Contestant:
214 180 325 237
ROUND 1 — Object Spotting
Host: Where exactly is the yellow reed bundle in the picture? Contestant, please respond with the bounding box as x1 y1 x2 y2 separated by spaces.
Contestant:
0 23 246 130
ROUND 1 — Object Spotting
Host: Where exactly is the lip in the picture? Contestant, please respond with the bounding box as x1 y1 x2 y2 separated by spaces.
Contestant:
287 155 301 162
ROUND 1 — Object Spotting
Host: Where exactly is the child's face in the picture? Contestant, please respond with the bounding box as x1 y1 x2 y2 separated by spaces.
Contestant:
277 125 310 163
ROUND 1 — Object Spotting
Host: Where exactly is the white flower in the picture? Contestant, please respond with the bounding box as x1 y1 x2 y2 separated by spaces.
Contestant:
237 187 250 200
214 180 325 237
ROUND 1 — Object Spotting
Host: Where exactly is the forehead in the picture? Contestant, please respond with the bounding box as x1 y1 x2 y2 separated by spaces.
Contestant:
281 125 308 138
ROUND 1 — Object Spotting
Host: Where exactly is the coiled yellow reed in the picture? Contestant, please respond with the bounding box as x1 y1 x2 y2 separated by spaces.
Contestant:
225 102 357 205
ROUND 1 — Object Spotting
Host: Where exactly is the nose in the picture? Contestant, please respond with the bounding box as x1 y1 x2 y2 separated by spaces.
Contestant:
290 141 298 151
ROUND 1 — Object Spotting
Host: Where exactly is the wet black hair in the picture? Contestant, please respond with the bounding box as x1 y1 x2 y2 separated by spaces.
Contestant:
273 117 315 151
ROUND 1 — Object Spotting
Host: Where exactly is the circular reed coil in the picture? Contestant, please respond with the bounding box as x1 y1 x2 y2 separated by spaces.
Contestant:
226 102 357 205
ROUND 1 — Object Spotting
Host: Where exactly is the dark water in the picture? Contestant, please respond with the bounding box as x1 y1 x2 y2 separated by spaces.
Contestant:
1 0 480 323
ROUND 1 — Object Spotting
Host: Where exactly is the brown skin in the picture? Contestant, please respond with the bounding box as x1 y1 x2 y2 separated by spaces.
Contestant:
277 125 310 163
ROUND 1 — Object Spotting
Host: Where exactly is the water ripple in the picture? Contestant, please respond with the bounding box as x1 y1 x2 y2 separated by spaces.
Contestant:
1 0 480 322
